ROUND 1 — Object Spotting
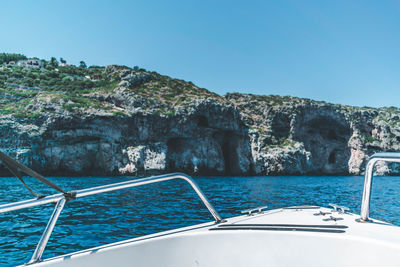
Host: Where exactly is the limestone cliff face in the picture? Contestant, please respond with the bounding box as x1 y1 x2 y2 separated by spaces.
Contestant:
227 93 400 176
1 65 399 176
0 99 252 176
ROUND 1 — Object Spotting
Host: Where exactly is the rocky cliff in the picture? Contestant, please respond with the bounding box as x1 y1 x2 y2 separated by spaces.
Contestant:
1 62 399 176
227 94 400 175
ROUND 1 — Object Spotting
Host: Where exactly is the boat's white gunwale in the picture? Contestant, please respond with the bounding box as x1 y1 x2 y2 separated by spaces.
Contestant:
25 206 400 266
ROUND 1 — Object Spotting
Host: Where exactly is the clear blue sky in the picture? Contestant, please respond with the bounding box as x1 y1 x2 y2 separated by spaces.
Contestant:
1 0 400 107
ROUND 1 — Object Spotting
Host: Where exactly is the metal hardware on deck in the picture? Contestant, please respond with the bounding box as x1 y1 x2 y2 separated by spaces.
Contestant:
323 216 343 222
313 211 331 216
241 205 268 215
0 173 222 264
329 204 349 214
358 152 400 223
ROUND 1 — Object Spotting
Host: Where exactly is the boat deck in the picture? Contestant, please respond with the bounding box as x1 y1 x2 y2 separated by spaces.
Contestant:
30 205 400 267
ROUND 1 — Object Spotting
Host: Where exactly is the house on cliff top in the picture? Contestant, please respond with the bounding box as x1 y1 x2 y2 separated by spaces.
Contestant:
17 59 44 69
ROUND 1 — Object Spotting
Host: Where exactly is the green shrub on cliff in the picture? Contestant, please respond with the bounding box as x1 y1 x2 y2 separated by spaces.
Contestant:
0 54 224 118
0 62 119 94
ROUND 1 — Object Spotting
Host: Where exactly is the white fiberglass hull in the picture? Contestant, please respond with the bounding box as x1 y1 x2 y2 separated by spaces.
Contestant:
29 206 400 267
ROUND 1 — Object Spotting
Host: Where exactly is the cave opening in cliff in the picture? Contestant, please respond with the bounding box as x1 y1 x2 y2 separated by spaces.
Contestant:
328 130 338 140
197 115 209 127
293 115 352 174
166 137 186 171
272 113 291 139
328 150 336 164
220 131 240 176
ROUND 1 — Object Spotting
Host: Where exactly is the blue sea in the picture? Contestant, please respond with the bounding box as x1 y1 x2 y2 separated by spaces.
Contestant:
0 175 399 266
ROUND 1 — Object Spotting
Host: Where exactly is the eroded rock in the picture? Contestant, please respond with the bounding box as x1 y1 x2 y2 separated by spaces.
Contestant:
1 89 400 176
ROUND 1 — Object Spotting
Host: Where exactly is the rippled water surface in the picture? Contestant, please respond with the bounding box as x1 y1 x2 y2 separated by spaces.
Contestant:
0 175 400 266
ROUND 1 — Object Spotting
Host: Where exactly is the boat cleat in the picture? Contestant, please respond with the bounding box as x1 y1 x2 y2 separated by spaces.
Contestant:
329 203 350 214
241 205 269 216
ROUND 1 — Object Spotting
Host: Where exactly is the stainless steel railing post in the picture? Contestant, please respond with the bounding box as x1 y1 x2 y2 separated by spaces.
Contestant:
177 174 223 223
358 152 400 222
27 198 66 264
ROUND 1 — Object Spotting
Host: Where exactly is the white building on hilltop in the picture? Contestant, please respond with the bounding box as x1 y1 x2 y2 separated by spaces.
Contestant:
17 59 44 69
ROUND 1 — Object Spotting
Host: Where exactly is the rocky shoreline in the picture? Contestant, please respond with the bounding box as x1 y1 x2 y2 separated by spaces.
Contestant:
1 64 400 177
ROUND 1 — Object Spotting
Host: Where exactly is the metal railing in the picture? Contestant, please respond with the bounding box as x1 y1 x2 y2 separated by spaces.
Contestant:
0 173 223 264
358 152 400 222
